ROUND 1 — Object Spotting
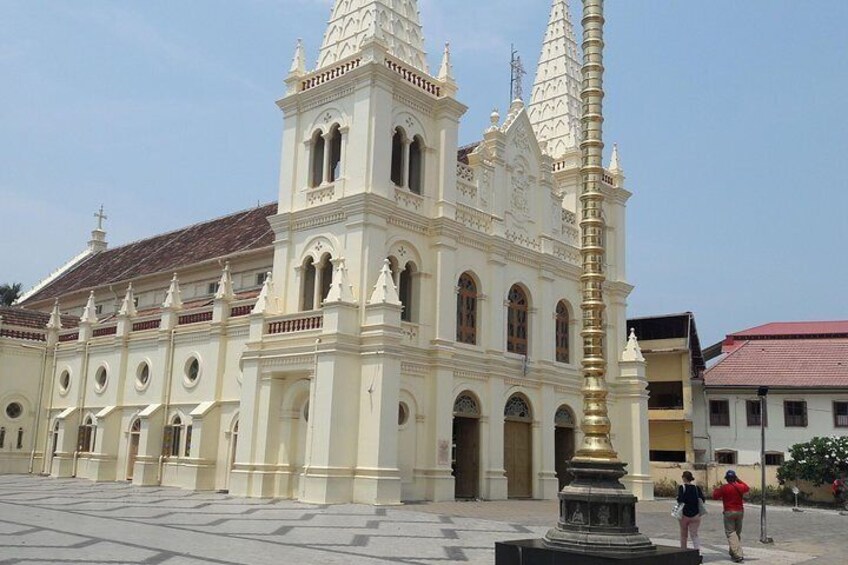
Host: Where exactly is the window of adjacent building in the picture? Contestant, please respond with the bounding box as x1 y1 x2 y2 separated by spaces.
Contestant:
709 399 730 426
207 281 219 295
390 128 405 187
408 136 423 194
456 273 478 345
784 400 807 427
78 417 95 453
94 366 108 392
95 304 103 315
647 382 684 410
555 301 570 363
746 399 767 427
649 450 686 463
834 401 848 428
5 402 23 420
715 450 737 464
765 452 785 466
255 272 269 287
506 285 529 355
310 130 325 188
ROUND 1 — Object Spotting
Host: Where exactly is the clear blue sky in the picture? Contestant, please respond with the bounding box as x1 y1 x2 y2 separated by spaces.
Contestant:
2 1 847 346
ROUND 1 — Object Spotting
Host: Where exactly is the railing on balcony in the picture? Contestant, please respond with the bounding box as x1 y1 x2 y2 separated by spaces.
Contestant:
92 326 117 337
266 312 323 335
230 304 253 317
0 328 46 342
178 311 213 325
132 319 161 332
58 332 79 343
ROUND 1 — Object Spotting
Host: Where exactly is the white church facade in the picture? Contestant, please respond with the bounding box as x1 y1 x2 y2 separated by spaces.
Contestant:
0 0 652 504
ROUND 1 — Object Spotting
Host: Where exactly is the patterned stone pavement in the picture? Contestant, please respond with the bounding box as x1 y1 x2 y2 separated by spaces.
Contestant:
0 476 837 565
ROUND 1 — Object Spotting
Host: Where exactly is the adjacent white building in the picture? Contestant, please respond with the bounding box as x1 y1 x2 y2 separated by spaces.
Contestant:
0 0 653 504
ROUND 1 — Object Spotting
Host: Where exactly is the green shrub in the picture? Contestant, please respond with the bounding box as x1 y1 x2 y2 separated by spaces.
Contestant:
654 477 678 498
777 436 848 486
746 485 783 504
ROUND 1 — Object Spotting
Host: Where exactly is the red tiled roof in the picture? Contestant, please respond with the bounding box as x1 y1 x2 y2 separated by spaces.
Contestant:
457 142 480 164
731 321 848 338
0 306 78 330
21 203 277 306
705 338 848 388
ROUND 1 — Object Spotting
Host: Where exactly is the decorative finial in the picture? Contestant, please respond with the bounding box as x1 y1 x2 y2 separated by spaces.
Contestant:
118 284 137 317
162 273 183 310
438 42 454 82
251 272 276 314
214 262 235 301
289 38 306 76
47 299 62 330
368 259 401 305
609 143 622 173
324 258 356 303
80 291 97 324
490 108 501 128
621 328 645 362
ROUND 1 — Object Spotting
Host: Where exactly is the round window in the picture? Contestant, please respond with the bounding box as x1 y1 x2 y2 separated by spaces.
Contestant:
94 366 108 391
185 357 200 384
59 370 71 393
137 362 150 388
398 402 409 426
5 402 23 420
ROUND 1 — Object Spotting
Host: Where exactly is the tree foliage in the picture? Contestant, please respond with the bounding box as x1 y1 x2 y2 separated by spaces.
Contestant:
0 282 22 306
777 436 848 486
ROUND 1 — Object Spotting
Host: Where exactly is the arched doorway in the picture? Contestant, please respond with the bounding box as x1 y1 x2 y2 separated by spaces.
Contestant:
554 405 576 489
224 419 239 492
452 392 480 499
126 419 141 480
504 394 533 498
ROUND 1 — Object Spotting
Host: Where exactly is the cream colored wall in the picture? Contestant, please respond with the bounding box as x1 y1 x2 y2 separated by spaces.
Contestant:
0 340 46 474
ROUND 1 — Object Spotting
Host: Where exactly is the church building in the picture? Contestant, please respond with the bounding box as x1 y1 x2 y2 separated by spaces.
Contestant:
0 0 652 504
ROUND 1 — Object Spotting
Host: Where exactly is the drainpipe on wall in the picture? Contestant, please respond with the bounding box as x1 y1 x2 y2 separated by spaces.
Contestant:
41 343 59 474
73 341 92 478
157 328 178 485
26 343 49 474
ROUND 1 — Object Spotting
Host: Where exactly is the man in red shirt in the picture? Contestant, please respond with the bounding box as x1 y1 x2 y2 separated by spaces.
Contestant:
713 469 749 563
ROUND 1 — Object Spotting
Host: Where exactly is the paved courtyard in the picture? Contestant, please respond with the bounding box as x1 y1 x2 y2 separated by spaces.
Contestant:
0 476 842 565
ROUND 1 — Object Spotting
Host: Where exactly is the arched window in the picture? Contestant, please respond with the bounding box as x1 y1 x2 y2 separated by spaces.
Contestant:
302 257 316 310
390 128 405 187
310 130 325 188
163 416 183 458
318 253 333 306
555 405 576 428
0 427 5 449
555 301 570 363
16 428 23 449
408 136 423 194
507 285 529 355
453 392 481 417
398 262 415 322
327 125 342 182
78 416 95 453
504 394 532 421
456 273 478 345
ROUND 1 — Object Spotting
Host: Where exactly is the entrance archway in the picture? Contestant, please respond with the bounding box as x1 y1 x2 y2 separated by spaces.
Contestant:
504 394 533 498
452 392 480 499
127 419 141 480
554 405 576 490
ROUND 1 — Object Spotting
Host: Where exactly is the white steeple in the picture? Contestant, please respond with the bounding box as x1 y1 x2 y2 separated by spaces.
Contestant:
608 143 622 173
118 284 137 318
368 260 401 305
316 0 429 73
528 0 583 160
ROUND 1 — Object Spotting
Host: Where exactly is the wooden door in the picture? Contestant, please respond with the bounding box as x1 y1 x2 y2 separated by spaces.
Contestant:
452 417 479 499
504 420 532 498
555 426 575 490
127 433 139 480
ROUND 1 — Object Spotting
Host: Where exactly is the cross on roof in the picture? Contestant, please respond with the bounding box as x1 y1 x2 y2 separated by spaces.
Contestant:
94 205 107 230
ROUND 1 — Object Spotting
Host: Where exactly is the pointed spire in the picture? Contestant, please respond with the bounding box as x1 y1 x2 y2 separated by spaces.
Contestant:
324 258 356 303
621 328 645 362
368 259 401 305
289 38 306 76
251 273 276 314
528 0 583 159
118 284 137 318
608 143 622 173
80 291 97 324
316 0 429 73
214 262 235 301
162 274 183 310
438 42 453 82
46 299 62 330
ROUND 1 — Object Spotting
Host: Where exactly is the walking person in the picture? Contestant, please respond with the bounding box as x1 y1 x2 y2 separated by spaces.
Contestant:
677 471 706 561
713 469 750 563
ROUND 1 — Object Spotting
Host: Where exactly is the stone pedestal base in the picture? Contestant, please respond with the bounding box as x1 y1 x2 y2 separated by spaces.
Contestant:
495 539 700 565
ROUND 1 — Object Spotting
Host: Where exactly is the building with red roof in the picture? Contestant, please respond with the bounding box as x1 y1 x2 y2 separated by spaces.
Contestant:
696 321 848 485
